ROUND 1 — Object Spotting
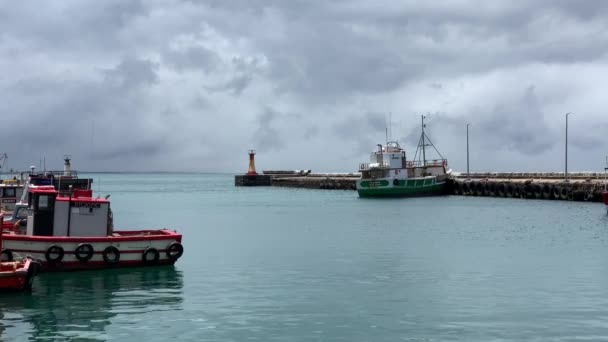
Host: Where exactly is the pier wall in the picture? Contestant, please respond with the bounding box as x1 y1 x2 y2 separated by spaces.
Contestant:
263 171 359 190
449 173 606 202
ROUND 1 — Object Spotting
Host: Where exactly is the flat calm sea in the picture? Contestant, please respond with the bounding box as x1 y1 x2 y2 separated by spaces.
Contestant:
2 173 608 341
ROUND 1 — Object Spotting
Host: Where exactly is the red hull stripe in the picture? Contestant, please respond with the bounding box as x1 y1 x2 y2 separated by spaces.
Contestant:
9 248 171 254
1 230 182 243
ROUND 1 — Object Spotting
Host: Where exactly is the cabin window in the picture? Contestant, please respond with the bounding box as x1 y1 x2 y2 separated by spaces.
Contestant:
3 188 16 197
370 169 388 178
38 195 49 209
15 207 28 219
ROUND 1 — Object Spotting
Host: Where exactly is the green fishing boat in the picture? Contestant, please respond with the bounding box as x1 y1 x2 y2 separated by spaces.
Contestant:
356 115 450 198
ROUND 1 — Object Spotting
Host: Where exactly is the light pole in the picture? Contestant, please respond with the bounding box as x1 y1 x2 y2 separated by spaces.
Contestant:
466 123 470 179
565 112 572 182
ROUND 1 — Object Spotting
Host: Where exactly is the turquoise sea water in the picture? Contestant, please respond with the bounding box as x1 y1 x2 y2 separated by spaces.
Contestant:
2 173 608 341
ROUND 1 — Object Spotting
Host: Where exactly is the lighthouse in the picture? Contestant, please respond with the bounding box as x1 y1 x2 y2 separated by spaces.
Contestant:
63 155 72 176
247 150 257 175
235 149 271 186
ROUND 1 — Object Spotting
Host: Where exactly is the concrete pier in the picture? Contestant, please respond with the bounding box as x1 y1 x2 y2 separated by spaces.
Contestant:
449 172 607 202
236 169 607 202
261 171 359 190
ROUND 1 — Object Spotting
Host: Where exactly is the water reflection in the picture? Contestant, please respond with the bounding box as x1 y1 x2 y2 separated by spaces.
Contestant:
0 266 183 341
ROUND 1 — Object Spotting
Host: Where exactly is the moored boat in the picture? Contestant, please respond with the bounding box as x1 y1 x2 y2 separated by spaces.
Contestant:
356 115 450 198
0 179 24 215
0 180 184 272
0 256 40 292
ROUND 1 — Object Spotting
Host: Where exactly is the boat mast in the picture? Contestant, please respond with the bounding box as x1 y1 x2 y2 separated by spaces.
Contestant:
421 115 426 166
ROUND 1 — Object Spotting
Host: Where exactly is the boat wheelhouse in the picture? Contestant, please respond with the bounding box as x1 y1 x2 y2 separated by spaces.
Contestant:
0 182 23 214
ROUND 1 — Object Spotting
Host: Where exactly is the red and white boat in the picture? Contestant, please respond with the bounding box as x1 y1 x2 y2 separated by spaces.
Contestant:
0 179 24 214
0 183 184 272
0 215 40 291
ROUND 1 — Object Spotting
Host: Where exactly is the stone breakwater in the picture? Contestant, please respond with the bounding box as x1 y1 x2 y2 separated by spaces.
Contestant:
450 172 607 202
263 171 360 190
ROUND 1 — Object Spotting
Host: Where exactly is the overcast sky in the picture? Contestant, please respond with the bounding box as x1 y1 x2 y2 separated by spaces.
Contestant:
1 1 607 173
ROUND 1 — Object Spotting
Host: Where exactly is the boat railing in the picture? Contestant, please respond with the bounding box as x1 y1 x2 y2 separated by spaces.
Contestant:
359 162 390 171
22 170 79 178
407 159 448 168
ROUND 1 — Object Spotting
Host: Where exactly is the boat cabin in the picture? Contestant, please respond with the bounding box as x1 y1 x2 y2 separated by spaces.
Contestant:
26 187 112 237
0 182 24 213
360 142 407 178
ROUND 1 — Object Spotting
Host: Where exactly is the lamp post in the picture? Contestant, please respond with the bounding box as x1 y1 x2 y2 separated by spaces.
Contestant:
466 123 470 179
565 112 572 182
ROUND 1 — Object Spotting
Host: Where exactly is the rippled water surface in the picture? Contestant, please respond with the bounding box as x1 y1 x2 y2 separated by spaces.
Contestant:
2 173 608 341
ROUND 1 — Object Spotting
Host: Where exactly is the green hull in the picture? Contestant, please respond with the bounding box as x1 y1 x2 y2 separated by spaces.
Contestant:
357 178 446 198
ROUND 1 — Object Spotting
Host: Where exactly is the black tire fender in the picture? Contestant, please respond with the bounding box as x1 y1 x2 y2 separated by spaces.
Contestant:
1 249 13 262
166 242 184 261
102 246 120 264
74 243 94 262
45 245 64 263
142 247 160 264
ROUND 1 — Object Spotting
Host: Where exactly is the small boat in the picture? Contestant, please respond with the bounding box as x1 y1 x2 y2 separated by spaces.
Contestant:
0 256 40 292
0 169 184 272
0 215 40 291
356 115 450 198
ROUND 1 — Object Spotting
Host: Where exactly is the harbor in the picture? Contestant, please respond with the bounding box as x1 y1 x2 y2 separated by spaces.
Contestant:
234 116 608 204
6 1 608 340
243 170 608 202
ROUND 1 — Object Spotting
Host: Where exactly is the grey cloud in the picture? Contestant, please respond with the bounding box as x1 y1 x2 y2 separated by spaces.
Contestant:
303 125 319 140
253 108 284 151
163 46 221 72
104 57 159 89
2 1 608 172
420 86 557 156
92 140 166 161
479 86 555 155
331 111 390 157
206 74 253 96
0 1 147 52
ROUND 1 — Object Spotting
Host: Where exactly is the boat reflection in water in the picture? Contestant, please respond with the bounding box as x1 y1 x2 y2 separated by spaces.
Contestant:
0 266 183 340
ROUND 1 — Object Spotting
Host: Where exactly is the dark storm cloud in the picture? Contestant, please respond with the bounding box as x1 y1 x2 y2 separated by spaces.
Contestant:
478 86 555 155
1 1 608 171
253 107 284 151
414 86 557 156
331 111 390 156
92 140 166 160
0 1 147 52
104 57 159 88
